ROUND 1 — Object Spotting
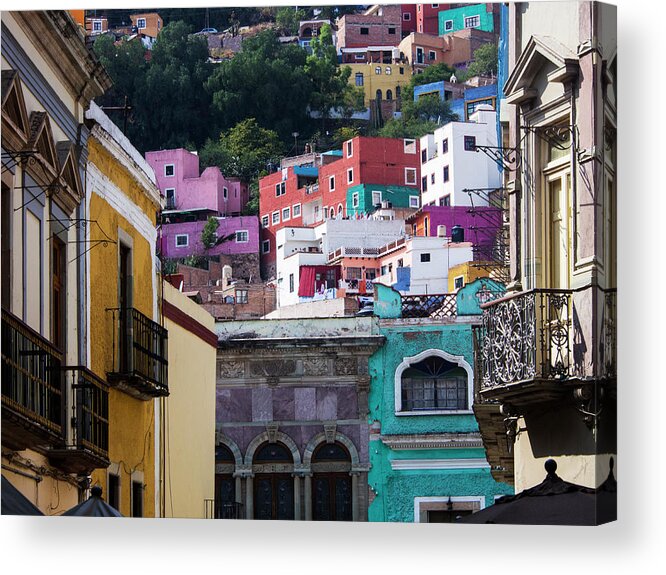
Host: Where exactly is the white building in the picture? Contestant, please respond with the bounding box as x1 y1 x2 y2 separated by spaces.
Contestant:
375 237 474 295
419 105 501 207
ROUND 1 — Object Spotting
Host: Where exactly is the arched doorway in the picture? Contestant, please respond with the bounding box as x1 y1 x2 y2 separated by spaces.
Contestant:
312 442 352 521
376 89 383 102
215 444 240 518
253 442 294 520
386 89 393 101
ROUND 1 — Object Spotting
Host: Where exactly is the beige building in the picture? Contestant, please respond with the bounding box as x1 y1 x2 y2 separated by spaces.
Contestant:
160 282 217 518
344 61 412 107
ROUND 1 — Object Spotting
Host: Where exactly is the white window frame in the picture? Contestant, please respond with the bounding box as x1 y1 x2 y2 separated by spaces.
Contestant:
282 207 291 221
352 192 359 208
165 188 176 207
92 20 103 32
464 15 480 29
175 234 189 247
404 167 417 185
444 19 454 31
394 348 474 416
409 196 420 208
261 215 269 228
272 211 280 225
137 18 147 29
429 50 436 61
375 66 382 75
262 239 270 254
404 139 417 154
164 163 175 177
347 168 354 184
403 12 411 21
235 230 249 243
414 496 486 523
329 175 336 191
385 67 392 75
292 203 301 217
454 275 465 290
372 191 382 206
346 140 353 158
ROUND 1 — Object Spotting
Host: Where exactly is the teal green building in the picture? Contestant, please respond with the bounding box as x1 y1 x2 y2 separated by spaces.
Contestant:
438 4 494 36
346 183 420 218
367 280 512 522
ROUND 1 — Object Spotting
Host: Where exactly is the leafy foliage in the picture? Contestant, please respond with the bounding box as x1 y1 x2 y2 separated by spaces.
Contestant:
464 43 498 78
275 7 307 35
201 216 220 249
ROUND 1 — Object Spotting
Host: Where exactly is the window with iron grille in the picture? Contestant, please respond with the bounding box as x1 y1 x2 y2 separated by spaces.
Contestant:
464 136 476 151
401 356 468 411
464 15 480 28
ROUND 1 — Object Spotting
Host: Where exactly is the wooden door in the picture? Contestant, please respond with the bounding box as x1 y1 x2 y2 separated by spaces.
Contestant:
254 474 294 520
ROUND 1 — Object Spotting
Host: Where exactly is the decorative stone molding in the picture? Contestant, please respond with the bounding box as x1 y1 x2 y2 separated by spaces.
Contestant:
335 357 358 376
266 423 279 444
243 430 302 466
302 357 328 376
218 359 245 379
302 430 361 467
250 359 296 377
324 423 337 444
380 433 484 450
215 431 244 467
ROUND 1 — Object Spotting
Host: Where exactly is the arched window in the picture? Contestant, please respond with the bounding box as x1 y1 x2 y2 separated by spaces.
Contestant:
386 89 393 101
401 355 468 411
253 442 294 520
312 442 352 521
376 89 382 102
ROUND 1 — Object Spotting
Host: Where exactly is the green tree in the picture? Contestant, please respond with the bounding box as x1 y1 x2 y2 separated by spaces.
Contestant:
465 43 498 78
276 7 307 35
305 24 365 131
201 216 220 249
411 62 457 88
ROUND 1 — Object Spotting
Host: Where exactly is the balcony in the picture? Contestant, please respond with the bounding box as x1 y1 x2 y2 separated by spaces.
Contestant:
205 499 244 519
1 309 63 451
401 294 457 319
48 367 110 473
107 308 169 400
328 246 381 261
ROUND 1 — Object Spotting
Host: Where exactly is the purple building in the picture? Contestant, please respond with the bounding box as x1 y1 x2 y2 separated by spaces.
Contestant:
407 204 503 261
159 214 259 260
145 148 249 216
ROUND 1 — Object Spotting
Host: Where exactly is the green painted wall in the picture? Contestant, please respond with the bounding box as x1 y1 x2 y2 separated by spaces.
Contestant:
346 183 420 217
367 281 512 522
438 4 494 35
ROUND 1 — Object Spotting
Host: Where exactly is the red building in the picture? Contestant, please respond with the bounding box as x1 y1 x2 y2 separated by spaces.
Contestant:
336 5 402 51
400 4 417 37
416 4 452 35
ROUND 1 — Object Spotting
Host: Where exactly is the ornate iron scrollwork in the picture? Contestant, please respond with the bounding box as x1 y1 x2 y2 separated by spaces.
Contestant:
520 125 577 151
474 145 521 171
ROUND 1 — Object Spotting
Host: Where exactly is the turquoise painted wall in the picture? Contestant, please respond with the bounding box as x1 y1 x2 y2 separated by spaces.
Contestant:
438 4 494 35
367 280 512 522
346 183 420 217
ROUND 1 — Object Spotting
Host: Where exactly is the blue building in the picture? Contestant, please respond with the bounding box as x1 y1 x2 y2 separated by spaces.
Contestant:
414 80 498 121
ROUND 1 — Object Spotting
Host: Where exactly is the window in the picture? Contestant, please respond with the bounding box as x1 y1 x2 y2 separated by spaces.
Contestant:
164 163 175 177
464 15 480 28
388 27 396 35
405 167 417 185
355 54 365 60
108 473 120 511
420 253 431 263
464 136 476 151
261 215 269 228
293 203 301 217
429 50 436 61
235 230 249 243
92 20 103 32
443 165 450 182
175 234 188 247
323 207 329 219
386 89 393 101
409 196 420 208
346 140 353 158
372 191 382 206
223 187 228 200
399 67 404 75
466 98 496 119
165 188 175 209
355 73 364 86
431 3 440 7
440 195 451 206
421 149 427 164
360 27 369 35
422 176 428 192
385 67 392 75
430 173 435 185
131 481 143 517
272 211 280 225
454 276 464 290
275 181 286 196
289 273 294 293
329 175 336 191
403 12 411 21
400 355 468 412
282 207 291 221
338 204 344 216
416 47 424 64
442 138 449 154
404 139 416 154
444 19 453 32
375 66 382 75
347 168 354 184
236 290 249 304
137 18 146 29
376 89 383 101
352 192 359 208
262 239 270 254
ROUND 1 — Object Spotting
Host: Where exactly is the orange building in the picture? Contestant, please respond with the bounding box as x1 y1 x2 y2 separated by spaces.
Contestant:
130 12 163 40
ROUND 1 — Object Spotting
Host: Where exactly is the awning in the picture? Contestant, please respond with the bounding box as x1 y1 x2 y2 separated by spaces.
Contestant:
1 474 44 516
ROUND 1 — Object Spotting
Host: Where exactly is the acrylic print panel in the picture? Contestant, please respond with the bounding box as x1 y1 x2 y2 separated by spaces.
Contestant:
1 2 615 526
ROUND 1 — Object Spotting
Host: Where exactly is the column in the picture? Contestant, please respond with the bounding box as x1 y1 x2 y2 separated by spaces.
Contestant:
245 475 253 519
351 472 359 522
304 473 312 521
235 475 242 504
293 474 301 520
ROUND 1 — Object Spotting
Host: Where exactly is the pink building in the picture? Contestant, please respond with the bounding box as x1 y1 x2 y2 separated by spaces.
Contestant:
145 148 249 216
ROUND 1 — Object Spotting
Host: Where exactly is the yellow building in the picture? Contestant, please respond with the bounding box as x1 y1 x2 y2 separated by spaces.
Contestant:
160 282 216 518
344 62 413 107
447 261 500 292
85 101 166 517
1 11 111 515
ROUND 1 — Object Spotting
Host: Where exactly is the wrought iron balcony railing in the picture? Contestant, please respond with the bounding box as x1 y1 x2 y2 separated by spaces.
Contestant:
1 308 63 450
215 501 244 519
402 293 457 319
476 289 573 392
107 307 169 400
48 367 110 473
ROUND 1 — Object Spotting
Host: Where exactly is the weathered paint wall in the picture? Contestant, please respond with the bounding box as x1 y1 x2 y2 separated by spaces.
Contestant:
162 283 216 518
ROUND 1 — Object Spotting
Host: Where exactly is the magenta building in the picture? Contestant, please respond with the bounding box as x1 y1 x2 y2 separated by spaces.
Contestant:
145 148 249 216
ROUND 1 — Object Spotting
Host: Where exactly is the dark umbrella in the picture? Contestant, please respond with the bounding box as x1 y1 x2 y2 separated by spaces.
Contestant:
459 458 616 526
62 485 123 517
1 475 44 516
